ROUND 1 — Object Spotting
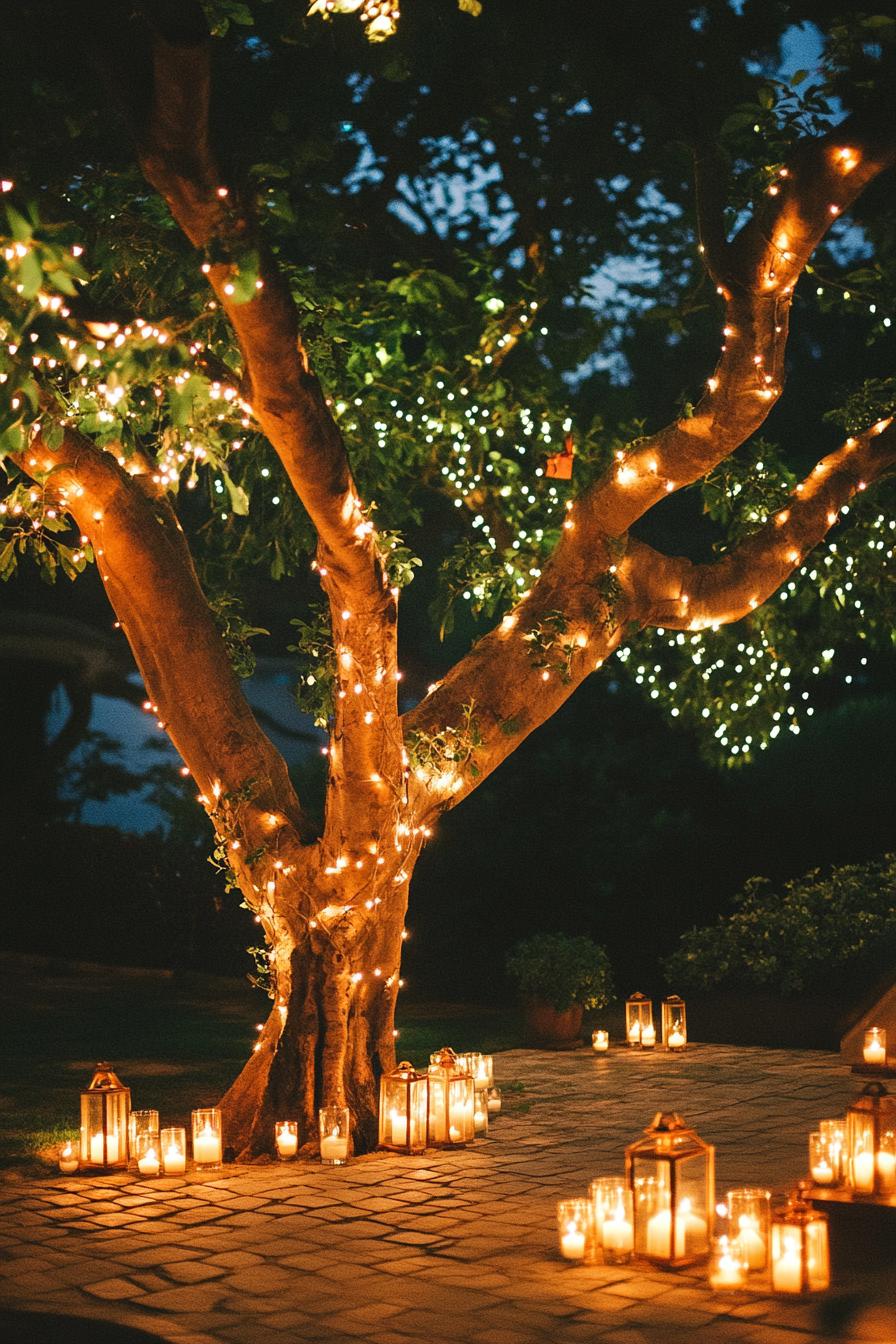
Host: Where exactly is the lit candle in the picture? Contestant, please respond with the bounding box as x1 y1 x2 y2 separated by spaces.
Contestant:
864 1031 886 1065
89 1132 119 1165
628 1020 641 1045
811 1159 834 1185
560 1220 586 1260
487 1089 502 1114
876 1150 896 1189
389 1109 407 1147
592 1030 609 1052
735 1215 766 1271
667 1028 686 1049
163 1142 186 1174
473 1104 487 1134
853 1149 875 1192
448 1125 461 1143
58 1143 79 1174
711 1238 746 1289
602 1205 634 1253
641 1023 656 1048
320 1129 348 1162
275 1125 298 1158
646 1199 706 1257
772 1237 803 1293
137 1145 160 1177
193 1123 221 1166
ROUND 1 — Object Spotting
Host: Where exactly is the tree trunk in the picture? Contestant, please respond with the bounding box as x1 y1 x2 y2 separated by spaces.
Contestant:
219 867 410 1159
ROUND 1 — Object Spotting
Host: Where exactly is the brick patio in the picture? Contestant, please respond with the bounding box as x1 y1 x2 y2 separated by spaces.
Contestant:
0 1044 893 1344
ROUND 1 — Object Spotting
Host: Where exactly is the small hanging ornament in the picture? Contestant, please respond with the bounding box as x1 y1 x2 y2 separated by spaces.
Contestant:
546 433 575 480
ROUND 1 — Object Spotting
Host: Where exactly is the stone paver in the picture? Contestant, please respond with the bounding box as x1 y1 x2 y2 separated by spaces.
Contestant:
0 1045 894 1343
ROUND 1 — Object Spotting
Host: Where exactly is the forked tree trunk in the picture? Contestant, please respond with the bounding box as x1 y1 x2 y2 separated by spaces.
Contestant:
219 868 411 1158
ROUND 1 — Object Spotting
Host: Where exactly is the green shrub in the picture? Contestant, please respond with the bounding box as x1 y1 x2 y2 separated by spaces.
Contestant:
506 932 614 1012
664 854 896 995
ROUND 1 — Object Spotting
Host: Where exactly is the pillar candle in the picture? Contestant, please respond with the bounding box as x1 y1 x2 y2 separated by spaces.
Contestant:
163 1143 186 1175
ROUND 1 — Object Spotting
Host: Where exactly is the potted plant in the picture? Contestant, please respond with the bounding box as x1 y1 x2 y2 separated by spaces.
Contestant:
506 932 614 1047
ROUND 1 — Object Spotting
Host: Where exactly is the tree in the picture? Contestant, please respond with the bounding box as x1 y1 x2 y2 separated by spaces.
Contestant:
1 1 894 1154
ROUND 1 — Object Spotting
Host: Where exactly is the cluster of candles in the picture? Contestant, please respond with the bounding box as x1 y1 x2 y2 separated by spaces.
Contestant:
378 1050 501 1153
274 1105 350 1164
614 993 688 1051
807 1079 896 1197
59 1105 222 1177
556 1111 831 1296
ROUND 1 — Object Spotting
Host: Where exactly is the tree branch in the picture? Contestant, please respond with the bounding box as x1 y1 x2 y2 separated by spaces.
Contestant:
17 423 315 895
627 417 896 631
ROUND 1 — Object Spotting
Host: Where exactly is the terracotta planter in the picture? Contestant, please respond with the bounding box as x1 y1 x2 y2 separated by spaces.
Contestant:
522 997 584 1049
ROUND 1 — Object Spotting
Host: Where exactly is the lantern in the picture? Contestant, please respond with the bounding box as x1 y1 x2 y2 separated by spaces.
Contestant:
428 1047 474 1146
727 1187 770 1274
378 1061 429 1153
661 995 687 1050
625 992 653 1048
625 1111 714 1266
79 1063 130 1170
770 1186 829 1293
845 1082 896 1196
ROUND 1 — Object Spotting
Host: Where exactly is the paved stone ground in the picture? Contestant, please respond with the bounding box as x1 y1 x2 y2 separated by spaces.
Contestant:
1 1045 894 1344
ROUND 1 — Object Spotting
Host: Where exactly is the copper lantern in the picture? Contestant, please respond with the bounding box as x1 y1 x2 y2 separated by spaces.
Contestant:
661 995 687 1050
625 992 654 1047
625 1111 714 1266
379 1061 429 1153
845 1082 896 1197
770 1186 829 1293
80 1063 130 1171
428 1047 474 1146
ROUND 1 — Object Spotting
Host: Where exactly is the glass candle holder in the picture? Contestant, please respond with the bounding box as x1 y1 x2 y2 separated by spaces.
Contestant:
809 1132 836 1186
727 1187 770 1273
319 1104 350 1165
819 1119 846 1184
135 1132 161 1177
864 1027 886 1066
473 1088 489 1136
129 1110 160 1167
592 1029 609 1052
486 1086 502 1115
57 1140 79 1174
160 1127 186 1174
557 1198 594 1262
709 1234 747 1290
275 1120 298 1160
474 1054 494 1090
192 1108 223 1169
596 1182 634 1264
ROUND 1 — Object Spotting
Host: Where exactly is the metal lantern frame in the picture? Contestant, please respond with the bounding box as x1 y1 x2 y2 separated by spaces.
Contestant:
378 1061 430 1153
661 995 687 1051
428 1047 475 1147
846 1082 896 1198
625 992 653 1047
79 1062 131 1171
770 1186 830 1293
625 1111 714 1267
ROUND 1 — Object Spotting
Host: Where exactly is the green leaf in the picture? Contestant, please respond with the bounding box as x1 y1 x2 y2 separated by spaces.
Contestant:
18 250 42 298
222 469 249 516
5 205 32 242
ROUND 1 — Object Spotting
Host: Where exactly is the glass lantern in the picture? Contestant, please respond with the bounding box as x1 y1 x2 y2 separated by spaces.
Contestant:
378 1061 429 1154
625 992 653 1048
727 1187 770 1274
556 1198 595 1262
863 1027 887 1066
770 1186 829 1293
846 1082 896 1196
625 1111 714 1266
661 995 687 1051
80 1063 130 1171
428 1048 474 1147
